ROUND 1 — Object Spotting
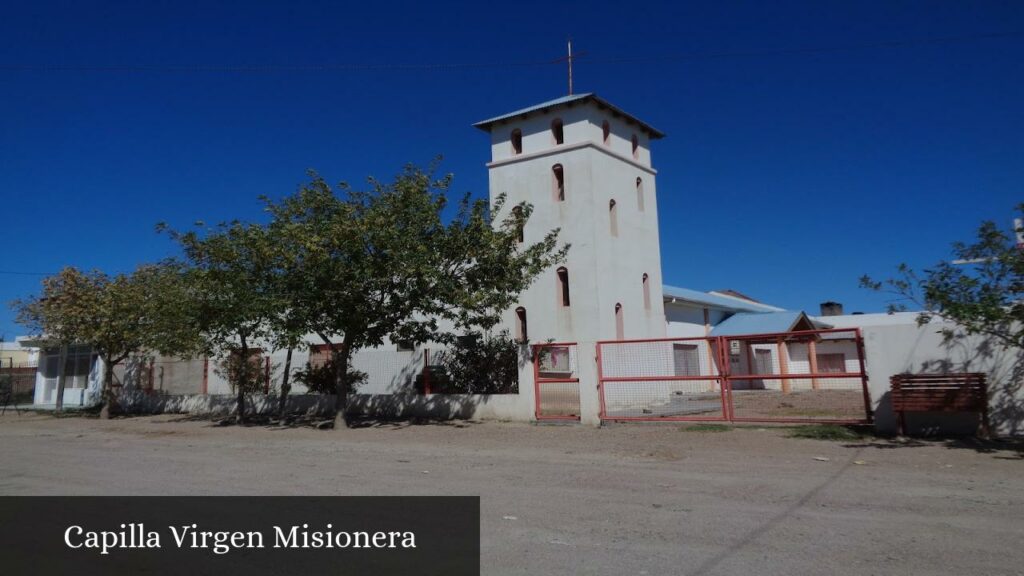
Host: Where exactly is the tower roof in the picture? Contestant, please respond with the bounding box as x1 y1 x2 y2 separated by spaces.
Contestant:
473 93 665 139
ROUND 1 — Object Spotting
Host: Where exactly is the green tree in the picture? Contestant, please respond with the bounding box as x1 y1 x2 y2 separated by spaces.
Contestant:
12 264 197 417
160 221 279 423
861 207 1024 349
436 331 521 394
265 163 567 427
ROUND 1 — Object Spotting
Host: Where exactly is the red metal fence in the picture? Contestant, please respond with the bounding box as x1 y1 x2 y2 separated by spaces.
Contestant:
597 329 872 424
533 342 581 420
1 361 37 405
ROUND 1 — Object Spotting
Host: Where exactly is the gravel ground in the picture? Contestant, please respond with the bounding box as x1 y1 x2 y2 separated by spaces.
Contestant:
1 412 1022 576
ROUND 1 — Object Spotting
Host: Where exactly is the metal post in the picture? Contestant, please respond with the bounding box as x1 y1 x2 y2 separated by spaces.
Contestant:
777 337 791 394
423 349 431 395
808 339 820 390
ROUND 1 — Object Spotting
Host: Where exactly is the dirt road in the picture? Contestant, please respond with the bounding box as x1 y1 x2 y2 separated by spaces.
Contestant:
1 413 1021 575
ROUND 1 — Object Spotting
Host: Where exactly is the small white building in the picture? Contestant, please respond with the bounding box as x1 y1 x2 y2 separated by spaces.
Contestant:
28 344 103 408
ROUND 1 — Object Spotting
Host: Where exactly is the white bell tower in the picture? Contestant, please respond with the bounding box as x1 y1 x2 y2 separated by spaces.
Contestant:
474 93 667 344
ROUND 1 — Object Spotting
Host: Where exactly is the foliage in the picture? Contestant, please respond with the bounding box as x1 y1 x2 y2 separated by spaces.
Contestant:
11 264 198 415
861 206 1024 349
13 264 195 357
293 361 367 395
436 331 521 394
263 161 567 422
159 220 281 421
214 351 272 395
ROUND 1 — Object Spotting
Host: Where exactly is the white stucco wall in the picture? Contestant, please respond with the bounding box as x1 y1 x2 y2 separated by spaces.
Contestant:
859 321 1023 437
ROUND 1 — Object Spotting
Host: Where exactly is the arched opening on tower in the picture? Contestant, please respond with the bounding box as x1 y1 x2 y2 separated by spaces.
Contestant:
552 164 565 202
642 273 651 310
512 205 524 243
609 199 618 237
556 267 570 307
551 118 564 145
515 307 528 342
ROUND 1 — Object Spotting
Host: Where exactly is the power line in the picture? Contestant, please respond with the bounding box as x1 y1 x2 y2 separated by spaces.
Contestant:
0 30 1019 73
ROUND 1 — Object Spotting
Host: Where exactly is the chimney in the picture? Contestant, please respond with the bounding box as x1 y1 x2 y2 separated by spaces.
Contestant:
819 301 844 317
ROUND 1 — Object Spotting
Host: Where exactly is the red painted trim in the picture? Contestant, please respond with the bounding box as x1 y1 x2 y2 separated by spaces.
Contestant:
718 336 733 420
605 416 729 423
808 339 820 390
533 341 578 347
532 345 541 419
596 341 607 419
726 372 865 380
533 342 581 420
602 375 721 382
855 328 873 421
596 336 709 345
596 331 873 424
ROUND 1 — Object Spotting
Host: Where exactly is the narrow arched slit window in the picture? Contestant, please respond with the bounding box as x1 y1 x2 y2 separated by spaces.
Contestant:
609 199 618 237
515 307 528 342
642 273 651 310
512 206 524 243
615 303 624 339
556 267 570 307
636 177 645 211
602 120 610 144
511 129 523 155
551 118 564 145
552 164 565 202
631 134 639 159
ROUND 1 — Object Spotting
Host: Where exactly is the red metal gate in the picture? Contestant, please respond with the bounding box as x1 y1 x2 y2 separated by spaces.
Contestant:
533 342 581 421
597 329 872 424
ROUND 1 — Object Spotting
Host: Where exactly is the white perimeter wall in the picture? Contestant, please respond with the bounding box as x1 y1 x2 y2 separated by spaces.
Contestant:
860 321 1023 437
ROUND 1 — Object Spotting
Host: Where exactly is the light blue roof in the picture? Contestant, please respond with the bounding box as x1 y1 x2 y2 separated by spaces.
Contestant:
662 285 782 313
473 93 665 139
709 311 812 336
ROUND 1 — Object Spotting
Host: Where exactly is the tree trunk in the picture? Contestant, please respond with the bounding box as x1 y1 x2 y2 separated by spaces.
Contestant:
277 347 293 420
236 338 249 425
332 339 352 429
54 344 68 413
99 355 116 420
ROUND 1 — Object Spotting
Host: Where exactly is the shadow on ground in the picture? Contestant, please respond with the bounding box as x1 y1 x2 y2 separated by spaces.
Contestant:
841 436 1024 459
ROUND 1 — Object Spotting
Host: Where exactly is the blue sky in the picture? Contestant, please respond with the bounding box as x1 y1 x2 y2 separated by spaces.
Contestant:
1 0 1022 339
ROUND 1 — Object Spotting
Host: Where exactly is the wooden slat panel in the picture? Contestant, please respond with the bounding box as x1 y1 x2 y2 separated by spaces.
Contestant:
890 372 987 413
